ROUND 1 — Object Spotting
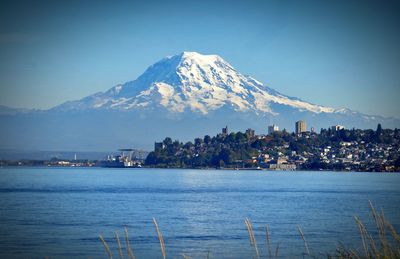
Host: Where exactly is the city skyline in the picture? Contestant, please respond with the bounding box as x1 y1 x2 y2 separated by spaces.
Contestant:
0 0 400 118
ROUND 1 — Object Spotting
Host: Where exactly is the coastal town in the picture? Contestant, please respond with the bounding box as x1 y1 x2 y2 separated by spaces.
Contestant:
146 121 400 172
1 121 399 172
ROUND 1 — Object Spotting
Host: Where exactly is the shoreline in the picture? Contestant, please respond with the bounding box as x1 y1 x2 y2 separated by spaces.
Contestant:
0 164 399 173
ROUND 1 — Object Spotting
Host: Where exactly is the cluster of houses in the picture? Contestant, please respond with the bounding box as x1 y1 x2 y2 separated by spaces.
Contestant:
214 120 398 171
253 139 398 171
252 122 399 171
152 120 398 171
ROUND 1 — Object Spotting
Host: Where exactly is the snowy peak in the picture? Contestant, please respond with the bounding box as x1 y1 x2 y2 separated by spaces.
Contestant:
137 51 236 90
179 51 234 72
181 51 223 62
54 51 337 115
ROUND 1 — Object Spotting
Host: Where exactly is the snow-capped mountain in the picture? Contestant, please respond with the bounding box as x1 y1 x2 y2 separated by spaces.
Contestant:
1 51 399 151
55 51 337 115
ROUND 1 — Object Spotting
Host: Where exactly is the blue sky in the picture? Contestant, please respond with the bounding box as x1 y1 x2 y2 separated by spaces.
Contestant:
0 0 399 117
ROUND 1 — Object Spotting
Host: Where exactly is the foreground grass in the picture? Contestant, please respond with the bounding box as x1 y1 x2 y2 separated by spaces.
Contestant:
99 202 400 258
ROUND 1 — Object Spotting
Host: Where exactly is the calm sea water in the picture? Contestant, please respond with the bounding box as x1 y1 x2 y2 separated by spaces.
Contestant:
0 168 399 258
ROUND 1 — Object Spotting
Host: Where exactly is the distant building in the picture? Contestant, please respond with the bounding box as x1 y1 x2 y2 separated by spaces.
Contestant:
295 120 307 134
268 124 279 134
222 126 228 136
310 127 315 133
245 128 255 138
331 125 345 131
267 157 296 170
154 142 165 151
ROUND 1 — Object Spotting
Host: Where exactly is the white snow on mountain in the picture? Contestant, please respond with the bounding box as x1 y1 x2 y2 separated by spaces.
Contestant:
56 51 338 115
3 51 399 151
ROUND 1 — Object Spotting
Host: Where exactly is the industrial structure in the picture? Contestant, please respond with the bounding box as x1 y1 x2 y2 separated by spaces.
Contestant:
100 149 142 168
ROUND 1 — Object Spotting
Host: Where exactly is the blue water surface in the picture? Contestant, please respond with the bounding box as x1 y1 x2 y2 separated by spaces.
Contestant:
0 167 399 258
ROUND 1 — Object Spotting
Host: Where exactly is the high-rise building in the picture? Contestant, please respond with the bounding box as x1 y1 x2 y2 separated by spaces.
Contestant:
295 120 307 134
331 125 345 131
268 124 279 134
245 128 255 138
222 126 228 136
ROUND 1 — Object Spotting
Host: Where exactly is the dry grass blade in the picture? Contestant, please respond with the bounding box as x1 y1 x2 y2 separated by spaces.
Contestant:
124 227 135 259
153 217 166 259
244 218 260 259
385 219 400 244
373 201 399 258
99 235 113 259
244 218 254 246
355 211 384 258
115 232 123 259
349 249 361 259
369 201 388 256
335 202 400 258
205 249 210 259
274 242 280 259
379 207 390 256
181 253 189 259
335 241 362 259
266 225 272 259
297 225 310 256
354 215 369 257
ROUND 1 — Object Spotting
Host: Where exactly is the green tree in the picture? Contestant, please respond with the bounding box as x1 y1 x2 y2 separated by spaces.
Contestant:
219 148 234 165
145 152 157 165
376 123 382 135
163 137 173 146
194 138 203 147
204 135 211 145
235 132 247 143
375 123 383 143
184 141 194 149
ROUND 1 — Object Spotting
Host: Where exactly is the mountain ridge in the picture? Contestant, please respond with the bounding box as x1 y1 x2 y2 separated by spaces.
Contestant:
0 51 399 151
53 51 339 115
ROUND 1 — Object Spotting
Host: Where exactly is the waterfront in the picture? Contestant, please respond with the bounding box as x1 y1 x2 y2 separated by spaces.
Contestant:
0 168 399 258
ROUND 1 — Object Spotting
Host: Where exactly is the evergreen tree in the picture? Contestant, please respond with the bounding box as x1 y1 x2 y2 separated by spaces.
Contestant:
376 123 383 143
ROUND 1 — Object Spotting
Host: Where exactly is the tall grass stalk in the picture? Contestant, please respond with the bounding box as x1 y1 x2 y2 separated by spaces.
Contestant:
99 202 399 259
336 200 400 258
245 217 260 259
274 242 280 259
265 225 272 259
115 231 123 259
99 235 113 259
153 217 166 259
297 225 310 256
124 226 135 259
